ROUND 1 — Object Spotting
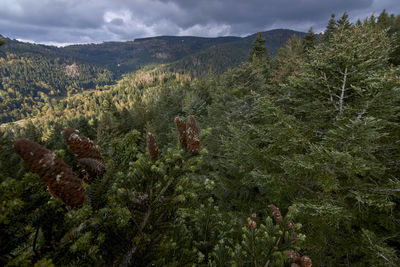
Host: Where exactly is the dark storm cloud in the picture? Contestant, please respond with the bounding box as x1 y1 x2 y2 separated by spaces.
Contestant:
0 0 399 46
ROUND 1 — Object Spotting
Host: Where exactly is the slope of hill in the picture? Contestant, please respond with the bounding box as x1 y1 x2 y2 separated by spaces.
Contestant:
0 29 304 76
0 29 305 123
167 29 305 76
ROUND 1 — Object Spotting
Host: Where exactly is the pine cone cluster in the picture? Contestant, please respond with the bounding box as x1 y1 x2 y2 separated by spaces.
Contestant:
174 115 201 155
146 132 159 159
14 139 86 207
62 128 105 183
287 251 312 267
268 204 283 223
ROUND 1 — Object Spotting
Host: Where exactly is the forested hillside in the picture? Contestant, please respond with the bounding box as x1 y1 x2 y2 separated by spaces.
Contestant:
0 54 113 122
1 11 400 266
0 29 303 123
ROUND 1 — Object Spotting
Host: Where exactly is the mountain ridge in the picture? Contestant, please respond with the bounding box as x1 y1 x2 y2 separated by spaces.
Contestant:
0 29 305 123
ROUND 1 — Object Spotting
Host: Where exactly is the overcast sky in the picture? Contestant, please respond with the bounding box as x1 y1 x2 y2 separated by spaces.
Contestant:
0 0 399 46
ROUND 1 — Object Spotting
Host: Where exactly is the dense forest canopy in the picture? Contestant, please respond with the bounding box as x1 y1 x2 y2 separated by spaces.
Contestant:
1 10 400 266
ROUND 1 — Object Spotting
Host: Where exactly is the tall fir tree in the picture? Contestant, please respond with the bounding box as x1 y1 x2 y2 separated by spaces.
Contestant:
303 27 315 50
278 23 400 265
324 13 337 41
377 9 393 29
337 11 352 29
249 32 269 62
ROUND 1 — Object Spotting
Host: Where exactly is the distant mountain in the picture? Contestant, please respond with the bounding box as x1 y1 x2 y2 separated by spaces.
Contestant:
167 29 305 76
0 35 241 75
1 29 304 76
0 29 305 123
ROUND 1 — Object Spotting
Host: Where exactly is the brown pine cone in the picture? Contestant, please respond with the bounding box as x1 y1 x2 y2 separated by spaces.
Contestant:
248 220 257 229
300 256 312 267
287 250 301 263
63 128 104 163
78 158 106 183
14 139 86 207
174 116 187 148
146 132 159 159
268 204 283 223
186 115 200 155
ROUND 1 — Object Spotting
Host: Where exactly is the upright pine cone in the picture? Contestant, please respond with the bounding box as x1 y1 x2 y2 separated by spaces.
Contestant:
63 128 105 183
185 115 200 155
14 139 86 207
62 128 104 163
174 116 187 148
268 204 283 223
78 158 106 183
146 132 159 159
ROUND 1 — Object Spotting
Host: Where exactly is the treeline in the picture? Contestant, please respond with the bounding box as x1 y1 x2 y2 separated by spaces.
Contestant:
0 10 400 266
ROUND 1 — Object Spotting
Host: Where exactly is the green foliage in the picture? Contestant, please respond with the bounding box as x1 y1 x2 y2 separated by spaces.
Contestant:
303 27 315 51
249 32 270 62
0 30 303 123
337 12 352 29
1 11 400 267
324 13 337 41
210 205 307 267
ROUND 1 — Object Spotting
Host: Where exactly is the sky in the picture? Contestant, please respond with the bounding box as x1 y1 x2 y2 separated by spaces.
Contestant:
0 0 399 46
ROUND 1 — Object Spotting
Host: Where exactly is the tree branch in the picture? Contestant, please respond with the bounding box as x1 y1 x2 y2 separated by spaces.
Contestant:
339 67 348 114
355 92 380 121
321 71 339 111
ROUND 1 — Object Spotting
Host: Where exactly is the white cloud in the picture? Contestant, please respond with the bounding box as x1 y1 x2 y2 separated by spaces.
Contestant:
178 23 232 37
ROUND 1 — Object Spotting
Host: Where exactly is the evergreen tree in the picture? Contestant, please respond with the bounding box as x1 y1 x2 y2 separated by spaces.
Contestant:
277 23 400 265
337 11 351 29
324 13 337 41
249 32 269 62
377 9 393 29
303 27 315 50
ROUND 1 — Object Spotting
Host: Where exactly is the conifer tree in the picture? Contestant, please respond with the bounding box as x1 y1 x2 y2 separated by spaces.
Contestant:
276 23 400 265
377 9 392 29
324 13 337 41
337 11 351 29
303 27 315 50
249 32 269 62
